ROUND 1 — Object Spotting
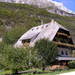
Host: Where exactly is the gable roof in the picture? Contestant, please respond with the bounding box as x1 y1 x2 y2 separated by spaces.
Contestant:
14 20 69 47
19 22 51 40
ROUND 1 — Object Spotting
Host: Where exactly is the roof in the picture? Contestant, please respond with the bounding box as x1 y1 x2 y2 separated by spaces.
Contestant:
14 19 69 48
30 20 69 46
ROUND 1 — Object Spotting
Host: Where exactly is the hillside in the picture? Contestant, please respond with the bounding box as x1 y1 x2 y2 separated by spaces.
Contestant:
0 2 75 43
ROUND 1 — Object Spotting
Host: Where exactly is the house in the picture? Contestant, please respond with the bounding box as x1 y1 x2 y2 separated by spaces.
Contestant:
14 20 75 66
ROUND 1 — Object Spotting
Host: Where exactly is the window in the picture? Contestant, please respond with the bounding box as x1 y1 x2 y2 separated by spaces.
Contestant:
32 28 34 31
61 51 64 55
65 51 68 55
22 39 30 44
46 25 48 28
60 11 63 15
36 27 39 29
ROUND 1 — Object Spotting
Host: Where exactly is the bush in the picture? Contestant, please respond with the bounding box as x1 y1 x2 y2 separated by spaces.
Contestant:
34 39 58 66
68 61 75 69
0 43 44 70
4 26 28 44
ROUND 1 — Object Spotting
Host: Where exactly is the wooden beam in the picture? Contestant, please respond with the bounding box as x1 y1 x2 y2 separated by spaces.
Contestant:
53 41 75 48
57 32 71 38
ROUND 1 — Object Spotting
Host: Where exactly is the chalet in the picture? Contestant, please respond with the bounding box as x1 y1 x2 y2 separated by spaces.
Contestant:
14 20 75 66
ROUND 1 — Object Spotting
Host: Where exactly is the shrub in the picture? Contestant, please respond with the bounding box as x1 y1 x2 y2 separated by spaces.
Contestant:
0 43 44 70
0 26 5 37
68 61 75 69
4 25 28 44
34 39 58 66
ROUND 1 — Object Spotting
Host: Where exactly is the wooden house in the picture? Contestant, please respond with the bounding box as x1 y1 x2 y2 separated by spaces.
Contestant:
14 20 75 65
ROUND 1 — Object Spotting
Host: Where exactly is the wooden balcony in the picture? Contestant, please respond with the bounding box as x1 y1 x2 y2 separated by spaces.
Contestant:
57 32 71 38
53 41 75 49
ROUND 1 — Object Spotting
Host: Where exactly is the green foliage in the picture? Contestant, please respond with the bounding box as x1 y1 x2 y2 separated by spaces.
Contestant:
0 43 44 70
68 61 75 69
0 39 58 70
34 39 58 65
0 25 5 37
4 25 28 44
0 19 4 26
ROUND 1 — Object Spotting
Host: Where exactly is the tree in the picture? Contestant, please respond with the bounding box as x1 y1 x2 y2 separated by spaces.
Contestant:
34 39 58 65
4 25 28 44
0 42 44 70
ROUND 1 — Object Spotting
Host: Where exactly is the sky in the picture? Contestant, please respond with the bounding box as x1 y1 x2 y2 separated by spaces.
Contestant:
53 0 75 12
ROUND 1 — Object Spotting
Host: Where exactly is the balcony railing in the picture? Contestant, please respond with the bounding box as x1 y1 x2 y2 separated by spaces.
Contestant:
53 41 75 49
57 32 71 38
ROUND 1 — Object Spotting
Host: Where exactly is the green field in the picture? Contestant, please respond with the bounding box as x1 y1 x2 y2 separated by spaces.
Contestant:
0 69 75 75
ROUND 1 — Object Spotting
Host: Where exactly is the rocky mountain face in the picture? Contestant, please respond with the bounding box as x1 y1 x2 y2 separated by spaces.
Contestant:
0 0 75 16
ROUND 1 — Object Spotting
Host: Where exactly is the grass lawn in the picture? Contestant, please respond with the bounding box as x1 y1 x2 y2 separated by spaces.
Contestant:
0 69 75 75
22 72 61 75
0 70 12 75
21 69 75 75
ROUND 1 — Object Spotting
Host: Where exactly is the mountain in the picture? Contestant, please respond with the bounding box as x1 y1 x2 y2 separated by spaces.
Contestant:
0 0 75 16
0 2 75 44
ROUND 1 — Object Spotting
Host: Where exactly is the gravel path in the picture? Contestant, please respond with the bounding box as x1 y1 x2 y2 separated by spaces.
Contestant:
59 71 75 75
